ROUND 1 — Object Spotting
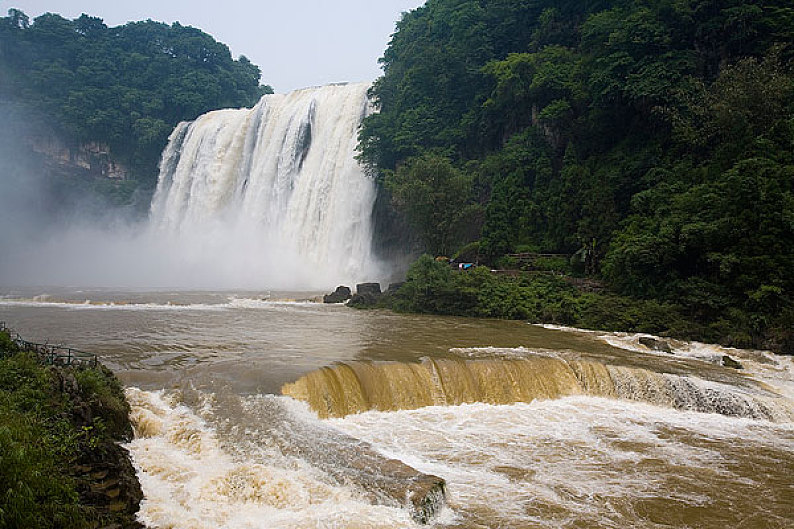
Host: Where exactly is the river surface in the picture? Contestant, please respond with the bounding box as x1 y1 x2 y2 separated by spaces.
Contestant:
1 287 792 528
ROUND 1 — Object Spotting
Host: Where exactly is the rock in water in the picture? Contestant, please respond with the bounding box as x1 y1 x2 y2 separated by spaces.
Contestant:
722 355 744 369
356 282 382 296
348 282 383 307
387 282 405 294
323 285 351 303
639 336 673 353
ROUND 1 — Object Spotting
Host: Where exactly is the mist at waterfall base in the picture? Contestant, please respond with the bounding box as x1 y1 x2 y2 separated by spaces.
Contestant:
0 83 387 290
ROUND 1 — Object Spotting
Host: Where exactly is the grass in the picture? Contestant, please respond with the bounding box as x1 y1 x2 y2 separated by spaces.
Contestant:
0 329 133 529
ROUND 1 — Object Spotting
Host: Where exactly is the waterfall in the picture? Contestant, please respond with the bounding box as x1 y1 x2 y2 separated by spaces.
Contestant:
282 358 794 421
149 83 380 289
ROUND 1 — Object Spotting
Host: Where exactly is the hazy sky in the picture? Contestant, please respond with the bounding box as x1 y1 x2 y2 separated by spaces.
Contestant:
4 0 425 92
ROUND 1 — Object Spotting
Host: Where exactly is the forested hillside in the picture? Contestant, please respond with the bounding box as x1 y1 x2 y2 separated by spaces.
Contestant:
361 0 794 351
0 8 271 201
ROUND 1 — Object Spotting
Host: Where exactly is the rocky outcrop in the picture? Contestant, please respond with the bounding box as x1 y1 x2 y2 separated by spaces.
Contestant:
55 365 143 529
323 285 352 304
387 282 405 294
356 282 382 296
73 443 143 529
30 133 129 179
347 282 406 309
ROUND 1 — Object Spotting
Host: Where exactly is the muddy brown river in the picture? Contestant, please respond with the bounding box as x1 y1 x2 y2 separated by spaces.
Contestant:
1 287 792 528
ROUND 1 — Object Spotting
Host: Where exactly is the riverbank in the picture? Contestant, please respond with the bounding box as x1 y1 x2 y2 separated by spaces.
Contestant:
0 327 142 529
349 255 793 355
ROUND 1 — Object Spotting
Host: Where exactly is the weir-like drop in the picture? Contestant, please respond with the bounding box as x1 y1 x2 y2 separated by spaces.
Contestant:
283 357 793 421
149 83 380 288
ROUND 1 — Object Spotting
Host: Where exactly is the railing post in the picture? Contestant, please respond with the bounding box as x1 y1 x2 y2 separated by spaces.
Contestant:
2 325 100 369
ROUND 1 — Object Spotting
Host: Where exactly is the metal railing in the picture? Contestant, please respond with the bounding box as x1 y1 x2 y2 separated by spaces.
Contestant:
0 321 98 368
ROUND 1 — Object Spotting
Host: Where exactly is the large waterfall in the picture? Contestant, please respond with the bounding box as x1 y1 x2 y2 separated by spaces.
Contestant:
149 83 381 289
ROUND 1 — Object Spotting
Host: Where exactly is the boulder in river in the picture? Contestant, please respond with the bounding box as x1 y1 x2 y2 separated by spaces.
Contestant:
348 283 383 307
387 282 405 294
722 355 744 370
323 286 352 304
639 336 673 354
356 282 382 296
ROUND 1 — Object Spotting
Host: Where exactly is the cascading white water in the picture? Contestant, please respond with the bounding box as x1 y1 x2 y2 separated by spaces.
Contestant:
149 82 381 289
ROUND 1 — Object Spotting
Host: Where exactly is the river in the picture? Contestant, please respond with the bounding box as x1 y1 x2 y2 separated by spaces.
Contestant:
1 287 792 528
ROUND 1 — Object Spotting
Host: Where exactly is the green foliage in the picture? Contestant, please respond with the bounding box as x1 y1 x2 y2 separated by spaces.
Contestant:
0 330 18 355
0 332 136 526
385 154 479 256
363 0 794 351
391 255 479 314
75 367 131 440
388 258 699 338
0 351 88 529
0 10 272 195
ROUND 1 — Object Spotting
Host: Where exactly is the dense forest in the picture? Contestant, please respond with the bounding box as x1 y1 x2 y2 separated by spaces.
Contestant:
0 8 271 202
361 0 794 352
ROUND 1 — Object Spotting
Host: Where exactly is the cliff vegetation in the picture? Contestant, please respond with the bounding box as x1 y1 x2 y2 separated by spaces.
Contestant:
0 8 271 208
361 0 794 353
0 328 142 529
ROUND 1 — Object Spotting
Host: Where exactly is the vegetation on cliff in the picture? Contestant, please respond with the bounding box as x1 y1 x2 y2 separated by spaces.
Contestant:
0 8 271 203
0 328 142 528
361 0 794 352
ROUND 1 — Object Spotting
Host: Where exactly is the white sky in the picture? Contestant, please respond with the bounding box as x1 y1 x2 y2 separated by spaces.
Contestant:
4 0 425 93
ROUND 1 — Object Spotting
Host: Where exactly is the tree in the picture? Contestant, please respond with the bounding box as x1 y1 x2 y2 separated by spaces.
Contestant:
0 9 269 196
6 8 29 29
386 154 478 256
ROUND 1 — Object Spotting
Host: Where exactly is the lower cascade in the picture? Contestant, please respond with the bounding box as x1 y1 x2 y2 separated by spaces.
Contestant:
282 357 793 421
127 388 445 525
149 82 380 287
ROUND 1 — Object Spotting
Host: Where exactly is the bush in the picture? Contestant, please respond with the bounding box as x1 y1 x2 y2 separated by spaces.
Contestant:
75 367 131 440
0 330 18 355
0 353 90 528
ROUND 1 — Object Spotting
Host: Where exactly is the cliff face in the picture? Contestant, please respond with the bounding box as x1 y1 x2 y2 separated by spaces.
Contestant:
52 366 144 529
29 132 129 180
1 100 150 219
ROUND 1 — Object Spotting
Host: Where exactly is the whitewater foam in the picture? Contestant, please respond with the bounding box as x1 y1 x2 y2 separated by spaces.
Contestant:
328 396 794 528
126 388 419 529
538 325 794 400
0 296 326 312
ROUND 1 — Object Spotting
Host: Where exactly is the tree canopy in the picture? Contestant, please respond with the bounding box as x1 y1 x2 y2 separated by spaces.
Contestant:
361 0 794 351
0 10 272 189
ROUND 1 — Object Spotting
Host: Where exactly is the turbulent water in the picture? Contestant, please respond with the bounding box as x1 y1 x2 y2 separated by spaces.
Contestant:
149 82 381 288
1 289 793 528
283 357 792 422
